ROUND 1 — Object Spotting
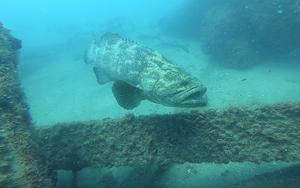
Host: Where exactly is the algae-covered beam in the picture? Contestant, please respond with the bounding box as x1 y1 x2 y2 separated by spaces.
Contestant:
0 23 55 187
37 103 300 170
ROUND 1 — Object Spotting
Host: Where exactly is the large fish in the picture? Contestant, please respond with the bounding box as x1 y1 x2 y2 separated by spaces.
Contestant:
84 33 207 109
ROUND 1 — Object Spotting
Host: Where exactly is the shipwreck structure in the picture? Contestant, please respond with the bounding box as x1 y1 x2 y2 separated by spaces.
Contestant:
0 23 55 187
0 23 299 187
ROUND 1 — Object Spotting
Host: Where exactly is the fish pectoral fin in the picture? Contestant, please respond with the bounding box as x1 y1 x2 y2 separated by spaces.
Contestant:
112 81 144 110
93 66 111 85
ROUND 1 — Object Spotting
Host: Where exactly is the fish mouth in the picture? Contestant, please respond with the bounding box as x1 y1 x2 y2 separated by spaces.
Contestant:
177 87 207 107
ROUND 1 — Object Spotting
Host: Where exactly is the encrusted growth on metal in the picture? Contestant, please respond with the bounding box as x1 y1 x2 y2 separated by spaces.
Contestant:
0 21 300 188
0 22 55 188
37 103 300 171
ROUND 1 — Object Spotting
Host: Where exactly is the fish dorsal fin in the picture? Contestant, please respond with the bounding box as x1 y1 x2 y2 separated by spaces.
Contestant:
93 66 111 85
112 81 144 110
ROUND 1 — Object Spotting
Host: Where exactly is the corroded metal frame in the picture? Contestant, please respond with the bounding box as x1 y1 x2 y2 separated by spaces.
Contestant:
0 23 299 187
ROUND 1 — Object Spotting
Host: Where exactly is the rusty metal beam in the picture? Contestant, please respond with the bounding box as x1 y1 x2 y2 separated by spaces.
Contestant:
1 22 300 188
0 23 55 188
37 103 300 171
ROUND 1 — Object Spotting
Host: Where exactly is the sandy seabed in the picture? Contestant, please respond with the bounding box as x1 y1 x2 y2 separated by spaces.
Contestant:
19 36 300 126
19 35 300 187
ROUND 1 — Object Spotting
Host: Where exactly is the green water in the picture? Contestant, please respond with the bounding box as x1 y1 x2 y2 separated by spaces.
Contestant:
1 0 300 187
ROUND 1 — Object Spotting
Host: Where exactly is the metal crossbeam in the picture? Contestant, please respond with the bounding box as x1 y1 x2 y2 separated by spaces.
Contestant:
37 103 300 170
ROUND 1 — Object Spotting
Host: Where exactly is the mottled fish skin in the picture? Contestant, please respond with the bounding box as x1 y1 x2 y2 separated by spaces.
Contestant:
85 32 207 108
0 130 7 142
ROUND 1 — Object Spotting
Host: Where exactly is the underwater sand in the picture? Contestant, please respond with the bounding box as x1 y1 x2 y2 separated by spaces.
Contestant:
20 36 300 126
18 34 300 187
56 162 292 188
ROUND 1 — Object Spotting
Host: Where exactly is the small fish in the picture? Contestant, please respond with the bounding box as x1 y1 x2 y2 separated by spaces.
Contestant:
84 33 207 109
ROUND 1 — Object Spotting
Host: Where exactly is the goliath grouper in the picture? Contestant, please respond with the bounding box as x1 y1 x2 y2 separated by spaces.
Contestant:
84 33 207 109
